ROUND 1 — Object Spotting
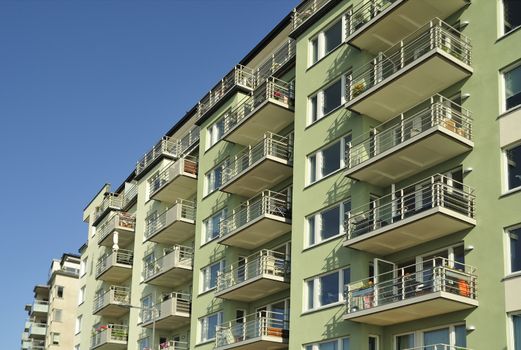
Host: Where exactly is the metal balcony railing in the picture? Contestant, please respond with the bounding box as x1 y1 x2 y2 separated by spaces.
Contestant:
91 324 128 348
255 39 296 81
143 245 194 281
346 94 473 168
220 190 291 238
221 133 292 185
345 257 477 314
401 345 472 350
217 250 289 293
346 19 471 102
122 181 138 207
346 174 475 240
92 286 130 313
159 340 189 350
144 200 196 239
222 78 294 136
197 65 256 120
143 292 191 323
97 212 135 244
345 0 398 37
149 156 198 195
216 311 289 347
291 0 333 31
95 249 134 277
93 193 123 223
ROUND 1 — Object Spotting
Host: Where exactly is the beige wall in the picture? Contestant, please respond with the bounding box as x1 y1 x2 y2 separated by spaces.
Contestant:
505 275 521 312
47 272 79 350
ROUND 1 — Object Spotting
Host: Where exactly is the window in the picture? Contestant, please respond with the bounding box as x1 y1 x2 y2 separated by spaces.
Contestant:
74 345 80 350
503 0 521 35
306 267 350 310
140 295 153 323
56 286 64 298
309 17 345 65
308 135 351 183
138 337 150 350
205 162 225 195
53 309 62 323
51 333 60 345
394 324 466 349
199 312 223 343
505 64 521 110
203 209 227 244
308 76 347 124
308 200 351 246
78 286 85 305
305 337 350 350
201 260 225 292
508 226 521 273
80 257 87 276
75 316 82 334
504 143 521 191
368 336 379 350
208 117 225 148
511 313 521 350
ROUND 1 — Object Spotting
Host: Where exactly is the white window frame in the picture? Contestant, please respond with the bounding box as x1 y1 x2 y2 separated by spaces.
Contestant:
305 267 350 311
502 141 521 193
80 257 87 276
199 311 223 344
505 225 521 275
304 336 350 350
207 116 225 149
307 200 351 247
508 312 521 350
138 337 150 350
369 335 379 350
308 75 348 125
75 315 82 335
78 285 85 305
308 15 347 67
501 0 521 36
393 323 466 349
53 309 62 323
200 260 225 293
307 134 351 184
202 208 228 245
502 61 521 113
205 162 226 195
55 286 64 299
140 295 153 323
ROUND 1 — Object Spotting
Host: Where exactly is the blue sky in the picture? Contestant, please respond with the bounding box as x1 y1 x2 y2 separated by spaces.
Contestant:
0 0 296 347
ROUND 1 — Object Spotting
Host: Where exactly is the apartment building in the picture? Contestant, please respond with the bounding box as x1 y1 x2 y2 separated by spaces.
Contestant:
22 254 80 350
75 0 521 349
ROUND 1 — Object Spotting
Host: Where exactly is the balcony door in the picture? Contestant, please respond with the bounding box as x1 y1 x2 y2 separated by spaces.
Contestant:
373 258 396 307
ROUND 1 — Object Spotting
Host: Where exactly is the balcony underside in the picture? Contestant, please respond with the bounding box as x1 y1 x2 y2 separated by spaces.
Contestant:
344 291 478 326
344 207 475 255
99 228 134 248
217 215 292 250
346 128 473 186
97 266 132 283
216 275 290 302
217 337 288 350
150 174 197 202
224 100 294 146
28 331 46 339
146 220 195 245
93 304 129 318
143 314 190 330
91 341 127 350
346 51 472 122
144 266 193 287
220 157 292 198
347 0 469 53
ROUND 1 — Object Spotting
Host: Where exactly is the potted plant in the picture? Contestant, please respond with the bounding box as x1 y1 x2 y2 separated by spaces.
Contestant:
352 82 366 97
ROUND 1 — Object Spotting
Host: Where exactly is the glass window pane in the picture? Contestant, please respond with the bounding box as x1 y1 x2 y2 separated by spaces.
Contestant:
310 95 318 122
504 0 521 33
322 141 341 176
311 38 319 64
325 20 343 54
309 154 317 182
321 206 340 240
307 280 315 309
396 334 414 350
209 263 220 288
342 338 350 350
343 268 351 286
510 227 521 272
207 314 218 340
455 325 467 348
507 144 521 190
368 336 378 350
323 80 342 115
513 314 521 350
423 328 450 349
308 216 316 245
506 65 521 110
320 272 339 305
319 340 338 350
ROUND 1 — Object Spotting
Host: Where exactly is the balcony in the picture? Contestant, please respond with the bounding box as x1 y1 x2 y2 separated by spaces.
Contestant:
143 245 193 287
196 65 256 122
345 19 472 122
160 341 189 350
97 212 135 247
344 258 478 325
149 156 198 202
122 181 138 209
346 0 470 53
31 301 49 316
95 249 133 283
93 193 123 226
400 346 472 350
255 39 296 82
27 340 45 350
346 95 473 187
220 133 293 197
290 0 337 38
142 292 191 330
90 324 128 350
345 174 475 255
216 311 289 350
92 286 130 317
218 190 292 250
222 78 294 146
28 323 46 339
144 200 196 245
216 250 290 302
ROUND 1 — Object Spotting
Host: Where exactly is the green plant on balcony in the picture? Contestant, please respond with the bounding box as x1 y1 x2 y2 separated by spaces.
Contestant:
352 82 366 97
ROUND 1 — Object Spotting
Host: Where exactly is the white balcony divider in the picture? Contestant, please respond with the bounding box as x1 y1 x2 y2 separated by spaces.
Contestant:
95 249 134 277
346 18 471 102
144 200 196 240
90 324 128 348
142 292 191 324
92 286 130 313
221 132 292 185
220 190 291 238
97 212 135 244
256 39 296 82
143 245 194 281
217 250 289 292
346 94 472 168
215 311 289 347
345 257 477 314
148 156 198 196
123 181 138 207
345 174 475 240
292 0 333 30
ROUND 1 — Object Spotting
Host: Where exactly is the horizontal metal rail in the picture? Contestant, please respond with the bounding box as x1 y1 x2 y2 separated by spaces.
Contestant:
346 94 473 168
149 156 198 195
95 249 134 277
345 257 477 314
144 200 196 239
256 39 296 82
217 250 289 292
346 18 471 102
94 193 123 223
93 286 130 313
346 174 475 240
345 0 398 37
143 245 194 281
292 0 333 30
401 345 472 350
122 182 138 207
97 212 135 244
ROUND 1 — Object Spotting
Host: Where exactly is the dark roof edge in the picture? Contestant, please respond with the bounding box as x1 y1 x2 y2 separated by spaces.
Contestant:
83 183 110 211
